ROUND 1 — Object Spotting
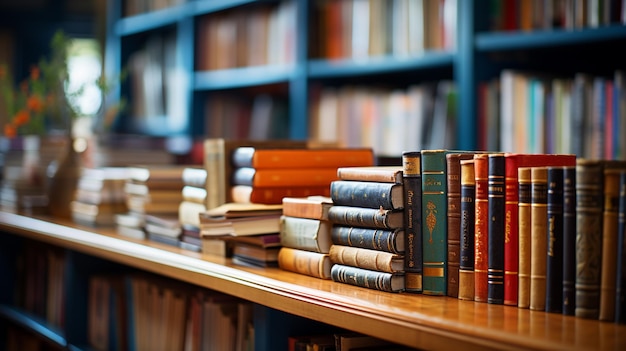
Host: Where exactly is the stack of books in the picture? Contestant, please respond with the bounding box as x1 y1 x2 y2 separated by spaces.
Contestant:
229 146 375 204
277 196 334 279
326 166 406 293
178 167 209 252
116 165 186 243
70 167 129 227
198 202 283 265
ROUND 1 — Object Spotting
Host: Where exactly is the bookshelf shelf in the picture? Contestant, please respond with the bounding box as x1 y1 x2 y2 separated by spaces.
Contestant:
307 52 455 79
114 4 192 36
194 65 294 91
475 25 626 51
0 304 68 349
192 0 266 16
2 211 626 351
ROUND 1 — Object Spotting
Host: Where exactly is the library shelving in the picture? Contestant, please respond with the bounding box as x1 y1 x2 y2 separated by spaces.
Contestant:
2 210 626 351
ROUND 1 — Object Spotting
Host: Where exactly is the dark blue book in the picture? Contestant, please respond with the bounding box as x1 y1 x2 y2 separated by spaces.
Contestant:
458 159 476 301
616 172 626 324
331 226 405 254
487 153 505 304
330 264 404 293
562 166 576 316
546 167 564 313
330 180 404 210
402 151 422 293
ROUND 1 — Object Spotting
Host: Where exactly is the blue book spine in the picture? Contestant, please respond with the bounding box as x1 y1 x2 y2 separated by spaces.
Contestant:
487 154 505 304
331 226 404 254
546 167 564 313
330 180 403 210
562 166 577 315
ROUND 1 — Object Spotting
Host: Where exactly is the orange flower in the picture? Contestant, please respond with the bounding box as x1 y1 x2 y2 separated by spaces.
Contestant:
0 65 6 79
4 124 17 138
30 66 40 80
13 109 30 126
27 95 44 113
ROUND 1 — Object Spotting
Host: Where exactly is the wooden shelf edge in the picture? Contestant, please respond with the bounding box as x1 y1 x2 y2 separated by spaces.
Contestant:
1 211 625 351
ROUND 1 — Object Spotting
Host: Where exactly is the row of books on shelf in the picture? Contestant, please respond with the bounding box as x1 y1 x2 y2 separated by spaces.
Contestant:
66 142 626 325
311 0 457 60
196 1 295 71
488 0 626 32
309 81 457 157
478 69 626 160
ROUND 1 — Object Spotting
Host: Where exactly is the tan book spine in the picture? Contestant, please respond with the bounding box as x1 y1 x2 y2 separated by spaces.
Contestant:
281 196 332 220
599 167 626 321
530 167 548 311
328 245 403 273
518 167 532 309
277 247 331 279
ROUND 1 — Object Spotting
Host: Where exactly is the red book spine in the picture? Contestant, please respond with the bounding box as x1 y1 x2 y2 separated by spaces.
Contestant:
474 154 489 302
504 156 520 306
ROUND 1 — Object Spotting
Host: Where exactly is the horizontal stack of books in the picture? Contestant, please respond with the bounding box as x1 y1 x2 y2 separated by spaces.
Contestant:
278 196 334 279
71 167 129 227
327 166 406 293
230 146 375 204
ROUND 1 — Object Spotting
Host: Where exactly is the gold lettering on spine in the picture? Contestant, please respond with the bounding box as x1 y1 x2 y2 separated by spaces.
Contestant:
548 216 555 257
505 210 512 244
426 201 437 244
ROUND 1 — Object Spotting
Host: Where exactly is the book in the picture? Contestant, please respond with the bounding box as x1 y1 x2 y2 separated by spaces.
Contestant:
474 153 489 303
281 196 333 220
402 151 422 293
199 203 283 237
181 185 208 204
336 166 403 183
231 185 331 204
576 159 605 319
330 180 404 210
562 166 577 315
232 167 340 188
616 171 626 324
546 167 564 314
600 165 626 321
422 149 461 296
279 216 333 253
330 264 404 293
231 147 374 169
181 167 207 189
487 153 505 304
327 206 404 229
177 200 207 229
277 247 332 279
503 153 577 306
530 167 548 311
331 226 404 254
518 167 532 309
458 159 476 301
127 165 187 190
329 245 403 273
232 243 280 267
203 138 308 208
446 153 476 298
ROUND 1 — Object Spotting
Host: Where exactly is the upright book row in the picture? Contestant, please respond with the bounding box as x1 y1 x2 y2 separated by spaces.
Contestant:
457 153 626 324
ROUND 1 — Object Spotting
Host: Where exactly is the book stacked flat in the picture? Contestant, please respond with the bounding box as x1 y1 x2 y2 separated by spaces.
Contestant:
278 196 334 279
326 166 406 293
229 146 375 204
70 167 129 227
198 202 283 266
118 165 187 245
178 167 209 252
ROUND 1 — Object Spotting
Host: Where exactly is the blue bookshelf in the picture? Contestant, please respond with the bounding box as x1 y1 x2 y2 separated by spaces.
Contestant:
194 65 295 90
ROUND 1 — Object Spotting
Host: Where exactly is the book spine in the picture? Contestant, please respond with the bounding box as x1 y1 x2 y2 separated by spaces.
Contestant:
204 139 227 209
421 150 448 296
233 167 340 188
231 185 331 205
488 154 505 305
616 172 626 324
277 247 331 280
327 206 401 229
599 168 624 321
281 199 328 220
447 154 474 298
504 155 519 307
232 148 374 169
576 160 604 319
459 159 476 301
330 181 402 210
402 151 423 292
562 166 577 315
329 245 402 273
518 167 532 309
337 167 402 183
279 216 331 253
330 226 403 254
530 167 548 311
546 167 564 313
330 264 403 292
474 154 489 303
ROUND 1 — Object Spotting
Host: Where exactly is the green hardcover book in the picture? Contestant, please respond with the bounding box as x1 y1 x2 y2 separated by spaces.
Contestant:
421 149 458 295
